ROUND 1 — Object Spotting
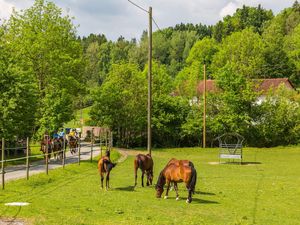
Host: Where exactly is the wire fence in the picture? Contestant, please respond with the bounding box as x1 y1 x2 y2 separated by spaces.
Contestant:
0 137 106 190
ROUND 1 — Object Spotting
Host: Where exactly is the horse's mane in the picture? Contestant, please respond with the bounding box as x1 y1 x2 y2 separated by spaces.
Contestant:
155 171 166 189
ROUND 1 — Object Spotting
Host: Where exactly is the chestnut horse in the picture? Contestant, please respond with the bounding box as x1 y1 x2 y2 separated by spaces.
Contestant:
98 151 116 190
134 154 153 187
40 138 52 162
155 159 197 203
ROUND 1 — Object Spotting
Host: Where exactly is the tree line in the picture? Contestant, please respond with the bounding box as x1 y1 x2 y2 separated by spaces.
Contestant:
1 0 300 147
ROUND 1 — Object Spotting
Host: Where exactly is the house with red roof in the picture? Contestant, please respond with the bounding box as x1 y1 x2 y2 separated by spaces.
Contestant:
196 78 296 104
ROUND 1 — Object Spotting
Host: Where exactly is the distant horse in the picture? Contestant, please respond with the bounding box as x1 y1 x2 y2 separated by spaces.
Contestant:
40 138 52 162
155 159 197 203
97 151 116 190
68 137 78 154
134 154 153 187
51 138 63 160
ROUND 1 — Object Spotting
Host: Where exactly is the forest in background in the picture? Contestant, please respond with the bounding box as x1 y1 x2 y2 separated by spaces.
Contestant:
1 0 300 147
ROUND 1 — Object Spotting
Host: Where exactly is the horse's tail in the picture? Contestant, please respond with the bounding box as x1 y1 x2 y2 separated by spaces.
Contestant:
189 161 195 168
188 164 197 194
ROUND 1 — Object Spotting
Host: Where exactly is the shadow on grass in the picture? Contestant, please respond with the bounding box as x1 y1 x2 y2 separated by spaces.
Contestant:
161 196 219 204
192 198 219 204
221 161 262 165
114 185 135 192
195 191 216 196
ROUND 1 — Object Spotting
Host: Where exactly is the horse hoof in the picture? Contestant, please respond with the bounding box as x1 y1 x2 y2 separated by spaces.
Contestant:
164 196 168 199
176 197 180 201
186 199 191 203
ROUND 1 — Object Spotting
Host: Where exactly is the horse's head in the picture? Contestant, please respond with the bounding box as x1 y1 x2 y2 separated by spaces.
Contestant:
155 171 165 198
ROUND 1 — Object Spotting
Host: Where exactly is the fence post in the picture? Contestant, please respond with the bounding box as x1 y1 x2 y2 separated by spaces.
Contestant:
90 128 94 162
110 131 113 150
1 138 5 190
63 129 66 168
26 137 29 180
105 130 108 151
78 138 81 165
46 135 49 175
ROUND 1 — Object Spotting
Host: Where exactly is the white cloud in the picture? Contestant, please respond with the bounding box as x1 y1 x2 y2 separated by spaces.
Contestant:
220 2 239 18
0 0 14 19
0 0 297 40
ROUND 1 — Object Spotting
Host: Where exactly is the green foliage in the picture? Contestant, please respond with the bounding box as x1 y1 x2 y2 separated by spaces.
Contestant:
2 0 84 138
249 86 300 147
0 26 38 139
174 61 201 97
90 63 147 147
212 5 274 41
262 18 295 82
211 66 258 135
212 28 265 79
284 23 300 85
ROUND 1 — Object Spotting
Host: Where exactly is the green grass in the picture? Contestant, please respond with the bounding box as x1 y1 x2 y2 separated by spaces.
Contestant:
0 147 300 225
64 107 91 128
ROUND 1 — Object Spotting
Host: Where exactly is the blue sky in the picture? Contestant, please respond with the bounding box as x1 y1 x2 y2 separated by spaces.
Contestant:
0 0 296 40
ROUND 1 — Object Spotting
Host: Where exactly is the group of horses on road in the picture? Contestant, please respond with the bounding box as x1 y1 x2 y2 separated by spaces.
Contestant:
98 151 197 203
40 136 79 161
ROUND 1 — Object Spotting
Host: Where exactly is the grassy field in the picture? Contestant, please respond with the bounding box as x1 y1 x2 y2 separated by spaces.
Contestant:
0 147 300 225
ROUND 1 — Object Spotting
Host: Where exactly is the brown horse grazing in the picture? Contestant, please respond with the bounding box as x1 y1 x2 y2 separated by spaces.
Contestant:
155 160 197 203
165 158 194 191
98 151 116 190
134 154 154 187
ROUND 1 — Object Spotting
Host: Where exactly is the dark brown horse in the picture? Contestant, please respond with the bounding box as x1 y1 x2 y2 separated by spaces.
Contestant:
51 138 63 160
68 137 78 154
155 159 197 203
134 154 153 187
98 151 116 190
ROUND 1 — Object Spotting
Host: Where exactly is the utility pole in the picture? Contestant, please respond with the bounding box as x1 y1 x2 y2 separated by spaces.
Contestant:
203 64 206 148
148 6 152 156
128 1 152 156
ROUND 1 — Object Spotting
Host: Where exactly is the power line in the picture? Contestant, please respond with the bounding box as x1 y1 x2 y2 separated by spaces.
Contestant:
152 17 161 31
127 0 148 13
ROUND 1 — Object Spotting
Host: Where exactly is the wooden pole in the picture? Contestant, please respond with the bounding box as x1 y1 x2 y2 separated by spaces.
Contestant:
110 131 113 150
90 128 94 162
78 138 81 165
26 137 29 180
105 130 108 151
203 64 207 148
100 131 103 158
63 129 66 168
1 138 5 190
147 6 152 156
46 135 49 175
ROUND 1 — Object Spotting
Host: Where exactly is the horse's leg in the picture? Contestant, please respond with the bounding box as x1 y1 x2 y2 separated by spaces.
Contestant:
164 180 171 199
146 171 149 186
100 173 104 189
134 160 138 186
186 189 192 203
106 172 110 190
141 170 145 187
174 182 180 200
186 182 192 203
